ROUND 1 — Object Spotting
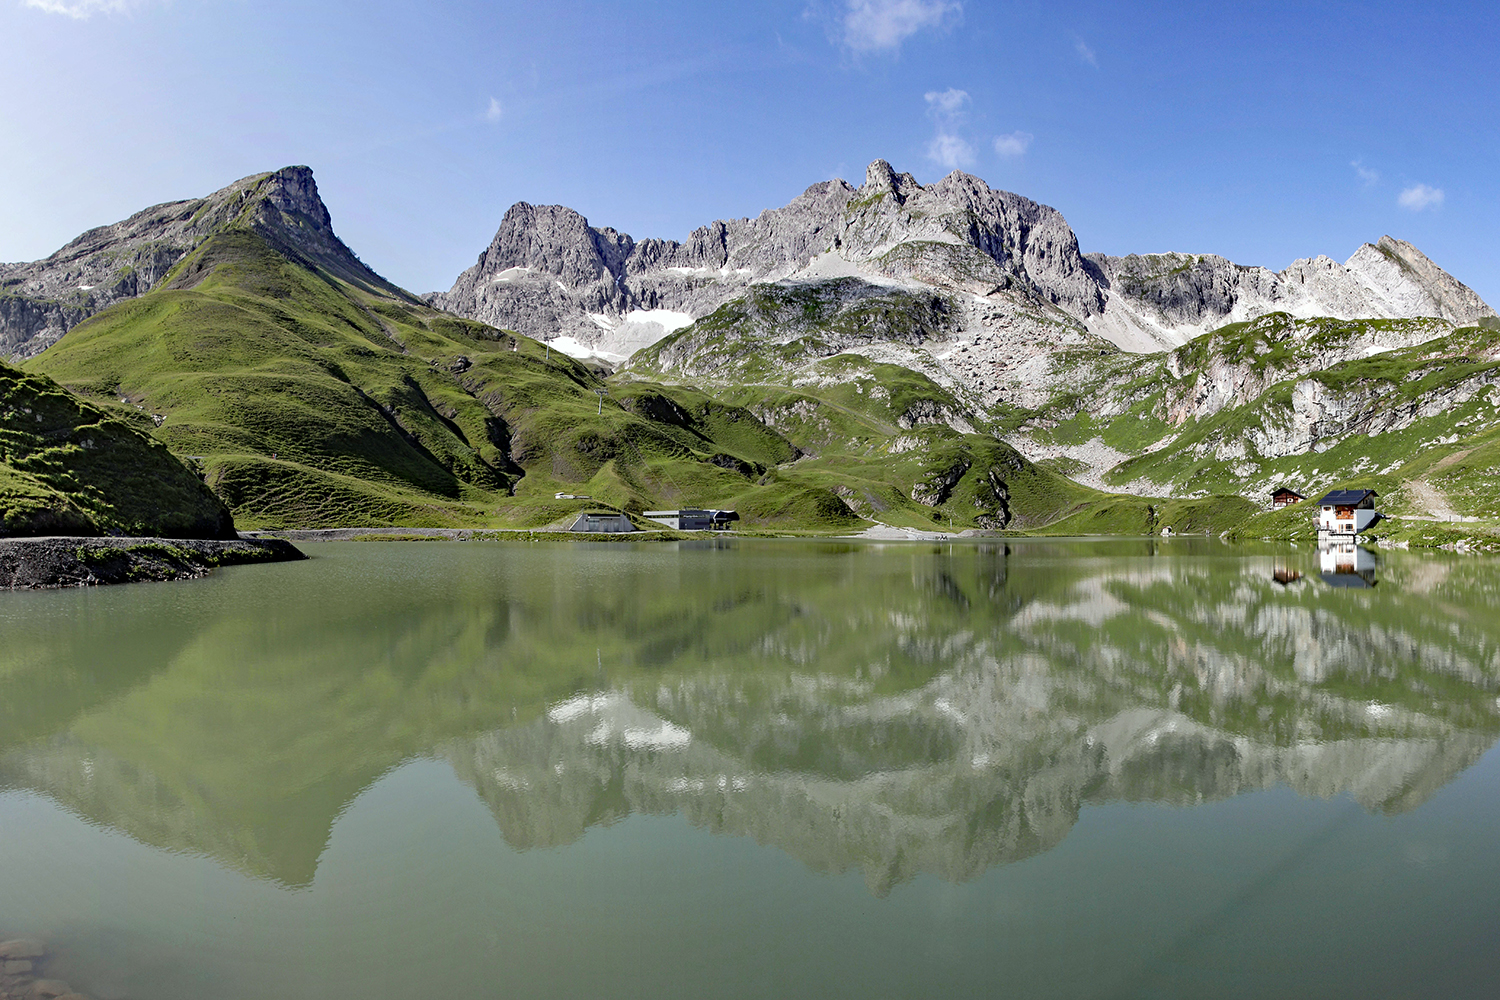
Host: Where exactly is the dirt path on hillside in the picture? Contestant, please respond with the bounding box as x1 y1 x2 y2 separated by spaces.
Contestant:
1430 447 1475 473
1404 477 1460 520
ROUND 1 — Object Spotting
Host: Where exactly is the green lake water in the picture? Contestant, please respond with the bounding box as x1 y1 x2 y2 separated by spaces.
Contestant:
1 538 1498 999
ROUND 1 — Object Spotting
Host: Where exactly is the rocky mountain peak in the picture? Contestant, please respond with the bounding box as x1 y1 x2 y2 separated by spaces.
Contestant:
481 202 633 288
861 159 921 202
1 165 410 360
254 165 331 230
1344 235 1496 327
226 166 406 299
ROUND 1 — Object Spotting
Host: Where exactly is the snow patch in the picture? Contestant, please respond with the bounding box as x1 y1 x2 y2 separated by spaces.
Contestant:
547 336 611 361
547 693 622 723
586 308 695 362
622 308 694 333
664 266 754 278
791 252 914 288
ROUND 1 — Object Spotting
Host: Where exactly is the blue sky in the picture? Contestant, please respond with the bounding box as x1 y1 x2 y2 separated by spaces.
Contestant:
2 0 1497 302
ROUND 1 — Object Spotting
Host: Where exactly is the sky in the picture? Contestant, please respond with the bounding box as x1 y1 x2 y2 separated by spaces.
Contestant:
2 0 1497 303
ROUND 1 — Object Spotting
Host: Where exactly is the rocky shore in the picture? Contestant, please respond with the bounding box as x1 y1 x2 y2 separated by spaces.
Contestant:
0 938 85 1000
0 536 305 590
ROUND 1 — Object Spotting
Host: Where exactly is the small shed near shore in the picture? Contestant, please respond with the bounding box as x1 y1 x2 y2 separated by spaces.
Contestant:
569 511 635 533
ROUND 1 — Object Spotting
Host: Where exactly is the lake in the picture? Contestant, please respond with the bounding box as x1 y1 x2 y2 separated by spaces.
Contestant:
2 538 1498 999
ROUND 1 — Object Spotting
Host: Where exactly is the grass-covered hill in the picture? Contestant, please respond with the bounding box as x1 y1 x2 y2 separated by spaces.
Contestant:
1 360 233 537
20 167 1108 532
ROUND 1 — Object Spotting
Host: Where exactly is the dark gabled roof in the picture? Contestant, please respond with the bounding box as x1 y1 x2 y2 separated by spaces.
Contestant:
1272 487 1305 498
1316 489 1378 505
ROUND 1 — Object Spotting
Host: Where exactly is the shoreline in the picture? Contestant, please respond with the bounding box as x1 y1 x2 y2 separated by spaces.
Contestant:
0 536 306 590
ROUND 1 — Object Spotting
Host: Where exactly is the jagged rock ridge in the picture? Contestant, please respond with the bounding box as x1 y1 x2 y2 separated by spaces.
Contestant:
433 160 1494 364
1087 236 1496 350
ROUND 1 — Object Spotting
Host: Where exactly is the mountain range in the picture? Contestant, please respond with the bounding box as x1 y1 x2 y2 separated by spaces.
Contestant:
2 160 1498 536
430 159 1492 364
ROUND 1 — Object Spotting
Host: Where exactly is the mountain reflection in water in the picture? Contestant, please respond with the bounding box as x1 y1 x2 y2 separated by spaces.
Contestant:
1 538 1497 896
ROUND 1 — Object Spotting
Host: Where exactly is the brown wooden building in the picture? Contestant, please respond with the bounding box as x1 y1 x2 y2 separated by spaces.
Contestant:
1272 488 1305 507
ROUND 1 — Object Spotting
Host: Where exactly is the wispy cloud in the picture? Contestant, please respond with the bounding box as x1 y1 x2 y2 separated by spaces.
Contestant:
927 133 976 169
924 87 974 168
1074 38 1097 67
1397 183 1444 211
1351 160 1379 187
842 0 962 53
993 131 1033 158
22 0 136 17
485 97 504 123
925 86 968 116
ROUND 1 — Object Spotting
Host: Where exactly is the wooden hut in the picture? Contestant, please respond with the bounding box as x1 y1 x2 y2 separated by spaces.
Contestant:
1271 488 1305 507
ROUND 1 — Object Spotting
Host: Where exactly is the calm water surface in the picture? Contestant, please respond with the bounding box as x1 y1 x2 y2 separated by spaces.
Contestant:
1 538 1498 999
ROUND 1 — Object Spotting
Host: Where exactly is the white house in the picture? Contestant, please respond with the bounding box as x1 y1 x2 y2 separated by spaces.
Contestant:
1314 490 1380 536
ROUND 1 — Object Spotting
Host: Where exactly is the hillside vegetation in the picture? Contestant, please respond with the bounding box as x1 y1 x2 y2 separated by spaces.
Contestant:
23 172 1098 533
1 360 233 538
1004 313 1500 529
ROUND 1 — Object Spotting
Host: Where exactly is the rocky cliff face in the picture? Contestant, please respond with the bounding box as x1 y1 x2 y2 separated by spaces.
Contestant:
1088 236 1496 351
434 160 1494 367
433 159 1117 364
0 166 404 361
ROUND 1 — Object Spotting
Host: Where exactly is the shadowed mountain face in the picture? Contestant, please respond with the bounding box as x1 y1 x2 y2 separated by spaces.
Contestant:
1 540 1496 893
1 360 235 537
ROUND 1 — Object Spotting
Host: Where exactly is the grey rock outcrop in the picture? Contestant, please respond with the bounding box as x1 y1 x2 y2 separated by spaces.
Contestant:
0 536 304 590
1 166 406 361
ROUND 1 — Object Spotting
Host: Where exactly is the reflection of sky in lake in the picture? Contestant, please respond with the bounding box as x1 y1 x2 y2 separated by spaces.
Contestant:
1 539 1498 999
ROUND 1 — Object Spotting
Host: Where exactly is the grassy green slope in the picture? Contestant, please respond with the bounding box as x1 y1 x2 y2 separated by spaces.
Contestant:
626 343 1103 530
1 360 233 537
28 229 521 527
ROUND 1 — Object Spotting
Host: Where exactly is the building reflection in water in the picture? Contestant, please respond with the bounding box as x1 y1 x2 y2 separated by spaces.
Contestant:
1271 557 1304 586
1318 539 1378 588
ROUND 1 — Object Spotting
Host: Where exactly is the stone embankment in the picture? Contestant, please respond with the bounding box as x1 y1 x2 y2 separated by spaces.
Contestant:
0 937 85 1000
0 536 304 590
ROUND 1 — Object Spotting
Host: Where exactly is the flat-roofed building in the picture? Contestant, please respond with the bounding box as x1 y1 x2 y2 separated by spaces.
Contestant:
643 509 738 531
569 511 635 533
